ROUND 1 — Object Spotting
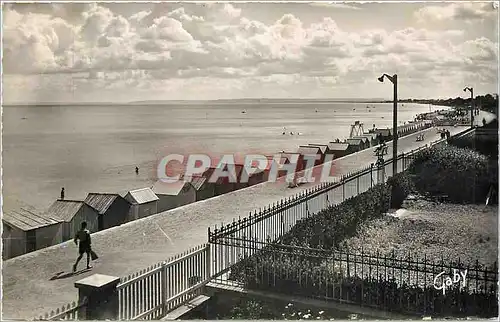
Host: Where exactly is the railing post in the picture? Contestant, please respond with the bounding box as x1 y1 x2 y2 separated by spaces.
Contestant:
341 175 345 201
161 261 167 313
377 161 385 184
370 163 374 187
206 244 212 279
74 274 120 320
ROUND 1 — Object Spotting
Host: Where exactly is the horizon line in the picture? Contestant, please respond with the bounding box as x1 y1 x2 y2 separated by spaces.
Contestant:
3 96 487 106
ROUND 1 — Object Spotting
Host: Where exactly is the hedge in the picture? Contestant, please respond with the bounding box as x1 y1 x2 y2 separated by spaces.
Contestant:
229 260 497 318
279 183 391 249
448 133 498 159
406 145 492 203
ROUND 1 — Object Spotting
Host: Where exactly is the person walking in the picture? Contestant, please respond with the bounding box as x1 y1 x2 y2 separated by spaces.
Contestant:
73 222 92 272
60 187 65 200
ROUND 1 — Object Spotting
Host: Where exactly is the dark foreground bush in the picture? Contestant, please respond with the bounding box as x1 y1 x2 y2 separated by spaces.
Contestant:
387 172 414 208
407 145 492 203
230 258 498 318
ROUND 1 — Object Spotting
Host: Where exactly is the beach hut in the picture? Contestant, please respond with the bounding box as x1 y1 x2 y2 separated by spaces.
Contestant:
205 164 248 196
152 181 197 212
308 144 332 155
351 136 371 149
327 142 351 159
45 200 100 241
201 167 225 196
247 156 277 186
345 138 365 152
233 163 250 191
124 188 159 221
373 129 392 142
360 133 378 147
84 193 131 230
2 206 63 259
188 175 216 201
278 151 305 173
256 154 295 181
297 145 325 166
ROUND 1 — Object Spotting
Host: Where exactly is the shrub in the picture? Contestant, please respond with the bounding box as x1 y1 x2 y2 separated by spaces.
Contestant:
387 172 414 208
449 135 499 159
407 145 491 203
279 183 391 249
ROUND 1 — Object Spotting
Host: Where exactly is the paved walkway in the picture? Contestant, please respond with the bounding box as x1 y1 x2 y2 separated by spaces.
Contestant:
0 124 474 319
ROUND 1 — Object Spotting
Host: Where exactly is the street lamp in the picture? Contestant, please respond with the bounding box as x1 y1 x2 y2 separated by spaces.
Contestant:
463 86 474 127
378 73 398 176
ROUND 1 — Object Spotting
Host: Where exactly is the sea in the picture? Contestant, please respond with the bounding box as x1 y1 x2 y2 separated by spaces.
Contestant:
2 101 448 212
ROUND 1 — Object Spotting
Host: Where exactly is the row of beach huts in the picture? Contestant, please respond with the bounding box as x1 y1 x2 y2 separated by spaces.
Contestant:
2 120 433 260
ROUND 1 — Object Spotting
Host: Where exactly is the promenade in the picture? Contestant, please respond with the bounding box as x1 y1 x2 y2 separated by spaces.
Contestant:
1 125 472 319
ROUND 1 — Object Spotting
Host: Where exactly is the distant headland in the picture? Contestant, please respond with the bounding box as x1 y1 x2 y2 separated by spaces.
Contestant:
3 94 498 115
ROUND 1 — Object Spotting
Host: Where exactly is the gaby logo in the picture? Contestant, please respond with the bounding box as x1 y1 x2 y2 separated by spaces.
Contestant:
156 153 338 184
433 269 468 295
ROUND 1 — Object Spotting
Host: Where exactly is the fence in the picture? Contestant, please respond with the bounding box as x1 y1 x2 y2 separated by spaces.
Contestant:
116 244 210 320
222 242 498 317
38 129 480 320
37 300 87 320
208 145 429 278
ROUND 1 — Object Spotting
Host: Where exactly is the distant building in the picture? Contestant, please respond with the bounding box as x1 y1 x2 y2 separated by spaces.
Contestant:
297 145 325 166
2 206 63 259
327 142 352 159
345 138 366 152
84 193 131 230
45 200 100 241
124 188 159 221
152 181 196 212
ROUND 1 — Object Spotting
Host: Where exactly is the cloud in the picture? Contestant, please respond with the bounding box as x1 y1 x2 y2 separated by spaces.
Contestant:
309 2 361 10
2 3 498 102
415 2 498 23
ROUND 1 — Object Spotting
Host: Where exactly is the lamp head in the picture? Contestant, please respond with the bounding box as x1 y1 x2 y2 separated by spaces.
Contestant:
377 75 384 83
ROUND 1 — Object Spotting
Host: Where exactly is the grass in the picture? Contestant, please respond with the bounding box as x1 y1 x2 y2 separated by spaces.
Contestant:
339 197 498 267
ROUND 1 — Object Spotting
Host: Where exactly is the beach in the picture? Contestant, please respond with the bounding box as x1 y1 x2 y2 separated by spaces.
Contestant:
2 101 448 212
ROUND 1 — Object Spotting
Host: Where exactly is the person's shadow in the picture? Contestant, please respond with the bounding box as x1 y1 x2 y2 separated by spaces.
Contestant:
50 268 92 280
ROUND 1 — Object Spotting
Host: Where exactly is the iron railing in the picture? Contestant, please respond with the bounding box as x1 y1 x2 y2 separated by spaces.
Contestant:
221 242 498 317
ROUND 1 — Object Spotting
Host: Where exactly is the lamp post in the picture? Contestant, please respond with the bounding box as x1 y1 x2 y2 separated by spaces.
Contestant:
463 87 474 127
378 73 398 176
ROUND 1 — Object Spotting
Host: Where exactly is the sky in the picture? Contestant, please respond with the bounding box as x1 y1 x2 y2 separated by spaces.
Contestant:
2 1 499 103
